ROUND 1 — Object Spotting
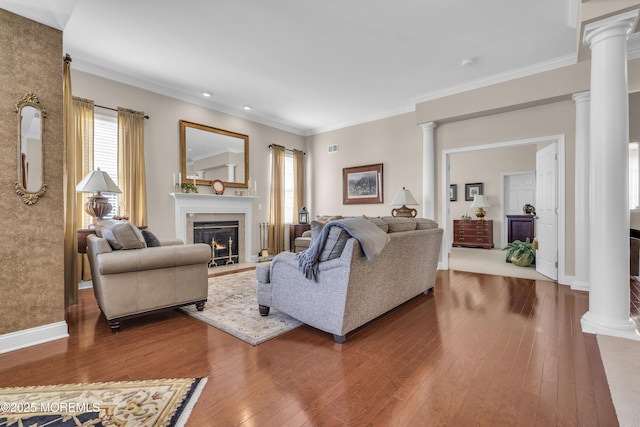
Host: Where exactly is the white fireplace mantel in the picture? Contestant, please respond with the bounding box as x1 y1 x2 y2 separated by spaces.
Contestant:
170 193 257 262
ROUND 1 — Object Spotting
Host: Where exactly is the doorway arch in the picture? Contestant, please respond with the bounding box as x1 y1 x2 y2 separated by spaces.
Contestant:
439 134 567 285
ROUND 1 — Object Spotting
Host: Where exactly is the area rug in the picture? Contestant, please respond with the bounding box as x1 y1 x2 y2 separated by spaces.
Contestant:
0 377 207 427
597 334 640 427
180 269 303 345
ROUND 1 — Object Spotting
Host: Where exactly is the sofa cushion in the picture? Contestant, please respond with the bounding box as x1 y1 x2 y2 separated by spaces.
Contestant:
96 220 147 250
141 229 162 247
362 216 389 233
415 218 438 230
382 217 418 233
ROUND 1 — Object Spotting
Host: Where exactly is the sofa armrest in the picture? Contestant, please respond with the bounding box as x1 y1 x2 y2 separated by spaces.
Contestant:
97 243 211 275
302 230 311 238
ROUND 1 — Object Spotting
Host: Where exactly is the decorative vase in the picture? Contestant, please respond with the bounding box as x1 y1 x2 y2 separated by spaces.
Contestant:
511 256 533 267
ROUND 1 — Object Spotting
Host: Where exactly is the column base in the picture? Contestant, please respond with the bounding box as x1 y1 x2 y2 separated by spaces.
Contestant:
581 311 640 341
571 280 590 291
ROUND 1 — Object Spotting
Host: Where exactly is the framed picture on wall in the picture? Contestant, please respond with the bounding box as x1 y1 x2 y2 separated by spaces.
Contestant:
342 163 383 204
465 183 483 201
450 184 457 202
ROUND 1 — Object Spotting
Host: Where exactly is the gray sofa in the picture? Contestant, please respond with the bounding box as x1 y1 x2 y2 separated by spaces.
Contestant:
256 217 443 343
86 222 211 332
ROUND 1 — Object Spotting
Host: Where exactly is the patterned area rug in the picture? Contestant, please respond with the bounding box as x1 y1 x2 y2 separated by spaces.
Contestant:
0 377 206 427
180 269 303 345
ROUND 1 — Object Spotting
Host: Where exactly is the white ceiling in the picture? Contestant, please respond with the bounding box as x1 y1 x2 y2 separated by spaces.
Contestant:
2 0 581 135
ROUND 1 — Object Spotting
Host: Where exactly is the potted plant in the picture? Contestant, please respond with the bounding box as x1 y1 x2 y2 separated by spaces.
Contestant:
503 238 536 267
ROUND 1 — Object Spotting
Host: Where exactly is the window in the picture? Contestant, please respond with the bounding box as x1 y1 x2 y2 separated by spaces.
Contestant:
631 142 639 210
91 114 119 222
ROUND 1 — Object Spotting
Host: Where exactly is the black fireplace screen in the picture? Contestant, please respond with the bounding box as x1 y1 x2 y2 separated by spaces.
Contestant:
193 221 239 267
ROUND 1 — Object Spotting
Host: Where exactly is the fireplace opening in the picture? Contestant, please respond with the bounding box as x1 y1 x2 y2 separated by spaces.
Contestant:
193 221 239 267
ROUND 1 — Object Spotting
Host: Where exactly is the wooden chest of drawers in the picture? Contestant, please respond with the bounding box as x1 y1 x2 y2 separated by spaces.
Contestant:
453 220 494 249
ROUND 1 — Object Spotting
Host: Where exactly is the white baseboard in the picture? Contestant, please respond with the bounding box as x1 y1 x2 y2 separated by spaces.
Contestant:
78 280 93 290
0 321 69 354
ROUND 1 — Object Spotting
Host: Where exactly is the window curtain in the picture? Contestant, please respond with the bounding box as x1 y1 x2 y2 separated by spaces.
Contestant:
269 144 286 254
63 54 95 307
117 108 147 227
293 149 305 219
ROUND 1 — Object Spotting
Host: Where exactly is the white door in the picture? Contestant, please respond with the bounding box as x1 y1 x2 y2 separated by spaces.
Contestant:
503 172 536 247
535 144 558 280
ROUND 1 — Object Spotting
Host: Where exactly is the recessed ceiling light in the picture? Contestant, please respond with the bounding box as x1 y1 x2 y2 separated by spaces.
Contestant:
202 92 211 97
461 58 475 67
243 105 252 110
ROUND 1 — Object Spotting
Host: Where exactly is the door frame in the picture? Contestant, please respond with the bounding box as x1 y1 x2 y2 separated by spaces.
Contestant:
439 134 567 285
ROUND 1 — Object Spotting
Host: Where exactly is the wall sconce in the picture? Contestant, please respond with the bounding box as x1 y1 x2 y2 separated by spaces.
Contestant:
298 206 309 224
391 187 418 217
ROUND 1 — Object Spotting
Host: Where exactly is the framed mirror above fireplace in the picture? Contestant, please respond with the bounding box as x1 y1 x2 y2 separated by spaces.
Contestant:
179 120 249 189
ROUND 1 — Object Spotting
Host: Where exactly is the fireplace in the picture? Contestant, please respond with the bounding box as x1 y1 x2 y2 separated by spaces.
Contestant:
171 193 257 264
194 220 239 267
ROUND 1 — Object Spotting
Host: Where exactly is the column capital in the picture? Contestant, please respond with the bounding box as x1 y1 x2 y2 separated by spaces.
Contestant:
572 91 590 104
419 121 438 131
583 9 638 47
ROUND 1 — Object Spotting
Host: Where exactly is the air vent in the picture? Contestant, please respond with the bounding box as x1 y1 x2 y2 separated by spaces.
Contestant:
327 144 338 154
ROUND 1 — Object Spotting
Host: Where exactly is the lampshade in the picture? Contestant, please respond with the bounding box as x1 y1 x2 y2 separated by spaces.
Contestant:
470 194 490 208
391 187 418 206
76 168 122 194
470 194 490 220
76 168 122 225
391 187 419 218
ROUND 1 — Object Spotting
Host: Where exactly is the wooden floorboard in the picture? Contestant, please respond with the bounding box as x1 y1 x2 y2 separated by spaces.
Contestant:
0 269 623 426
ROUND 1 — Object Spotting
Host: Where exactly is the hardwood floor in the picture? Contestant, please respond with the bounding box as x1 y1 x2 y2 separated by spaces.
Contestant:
0 270 624 426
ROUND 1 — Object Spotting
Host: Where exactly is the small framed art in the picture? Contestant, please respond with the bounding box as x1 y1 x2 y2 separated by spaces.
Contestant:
450 184 457 202
465 183 483 201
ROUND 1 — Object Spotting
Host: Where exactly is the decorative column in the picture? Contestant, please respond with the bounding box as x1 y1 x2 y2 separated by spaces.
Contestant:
572 92 590 291
581 10 640 340
226 163 236 182
420 122 437 219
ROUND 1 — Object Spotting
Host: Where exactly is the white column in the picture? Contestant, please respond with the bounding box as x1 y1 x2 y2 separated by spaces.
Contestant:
226 163 236 182
572 92 590 291
581 10 640 340
420 122 437 219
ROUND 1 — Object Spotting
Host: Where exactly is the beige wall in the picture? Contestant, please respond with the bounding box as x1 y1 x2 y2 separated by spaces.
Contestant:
306 112 422 218
71 70 305 255
450 145 537 246
0 10 64 334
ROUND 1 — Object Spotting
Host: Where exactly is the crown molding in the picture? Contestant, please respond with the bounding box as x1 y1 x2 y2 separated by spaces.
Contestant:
71 58 306 136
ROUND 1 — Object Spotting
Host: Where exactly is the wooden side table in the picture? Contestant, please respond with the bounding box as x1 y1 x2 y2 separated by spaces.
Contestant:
77 228 95 254
289 223 311 252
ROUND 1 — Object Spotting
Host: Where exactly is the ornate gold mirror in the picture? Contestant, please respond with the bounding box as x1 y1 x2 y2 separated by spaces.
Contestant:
15 93 47 205
180 120 249 189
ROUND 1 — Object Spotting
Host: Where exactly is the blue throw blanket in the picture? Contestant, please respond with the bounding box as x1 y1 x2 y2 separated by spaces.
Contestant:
296 218 390 280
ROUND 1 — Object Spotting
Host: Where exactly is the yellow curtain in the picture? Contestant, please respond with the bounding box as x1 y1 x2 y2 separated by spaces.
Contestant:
74 97 95 282
269 144 286 254
293 149 305 219
63 52 94 307
117 108 147 227
63 55 77 308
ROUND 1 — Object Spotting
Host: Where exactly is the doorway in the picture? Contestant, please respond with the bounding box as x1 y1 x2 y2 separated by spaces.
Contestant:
440 134 566 284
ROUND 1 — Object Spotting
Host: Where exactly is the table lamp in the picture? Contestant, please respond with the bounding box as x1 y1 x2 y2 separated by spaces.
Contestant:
76 168 122 225
470 194 490 220
391 187 418 218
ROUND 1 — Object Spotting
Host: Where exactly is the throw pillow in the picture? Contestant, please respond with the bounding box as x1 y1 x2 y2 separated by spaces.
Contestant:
141 229 162 247
362 216 389 233
319 226 350 261
97 220 147 250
